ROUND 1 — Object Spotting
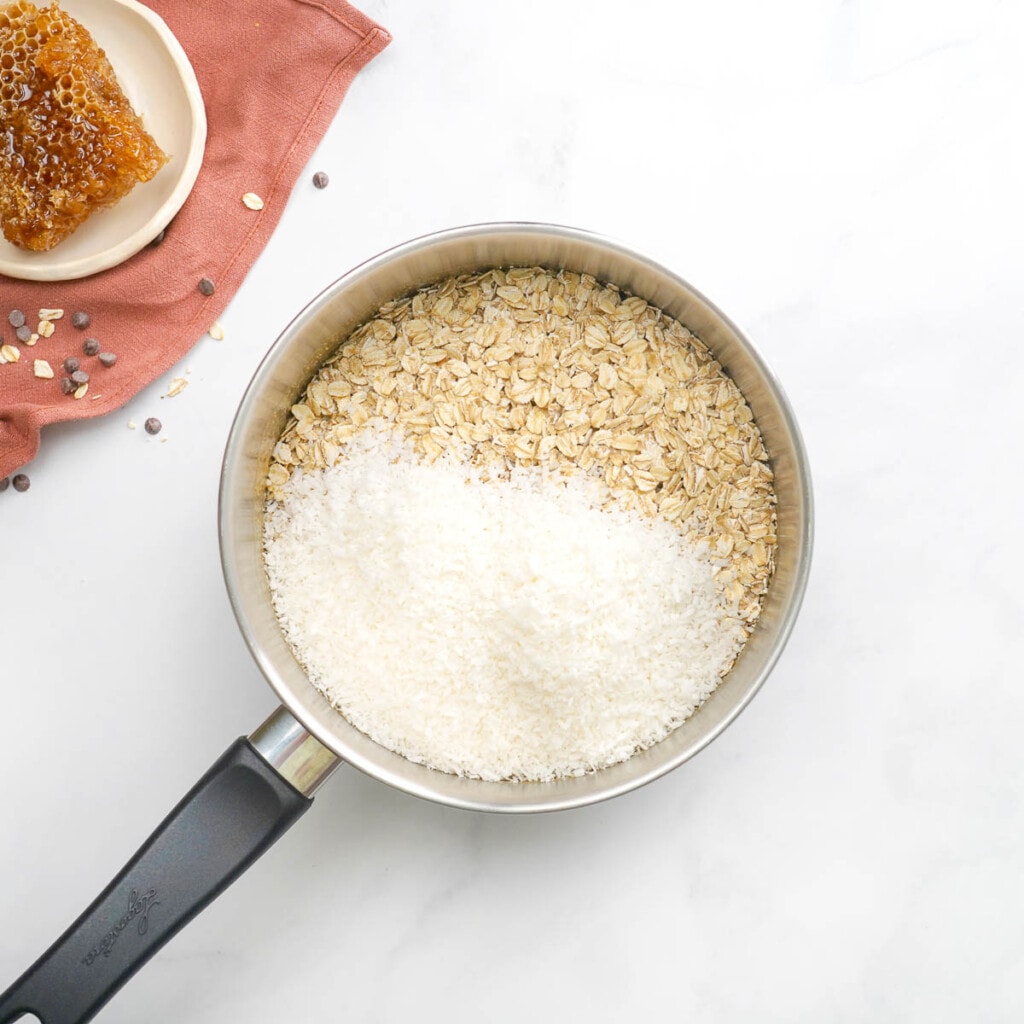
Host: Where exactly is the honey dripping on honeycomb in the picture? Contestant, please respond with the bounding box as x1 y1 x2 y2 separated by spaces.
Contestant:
0 0 167 251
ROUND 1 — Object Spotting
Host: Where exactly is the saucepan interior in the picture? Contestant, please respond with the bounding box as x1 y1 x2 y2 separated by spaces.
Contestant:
219 222 813 812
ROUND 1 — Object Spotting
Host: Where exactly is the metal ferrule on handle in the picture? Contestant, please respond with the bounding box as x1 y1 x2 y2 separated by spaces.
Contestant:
248 705 342 796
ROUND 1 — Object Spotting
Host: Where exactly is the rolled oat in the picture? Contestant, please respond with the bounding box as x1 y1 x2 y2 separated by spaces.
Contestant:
269 267 777 628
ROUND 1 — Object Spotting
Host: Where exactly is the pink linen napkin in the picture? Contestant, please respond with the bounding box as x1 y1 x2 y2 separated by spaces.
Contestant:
0 0 391 478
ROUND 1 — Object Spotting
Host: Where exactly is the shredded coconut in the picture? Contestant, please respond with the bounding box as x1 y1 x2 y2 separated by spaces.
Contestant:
263 433 746 782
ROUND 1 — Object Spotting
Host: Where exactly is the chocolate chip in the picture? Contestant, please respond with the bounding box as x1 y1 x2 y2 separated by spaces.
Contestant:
312 171 330 189
0 477 8 492
70 370 89 385
144 417 162 435
12 473 30 492
83 337 101 356
15 324 31 343
149 227 166 248
61 377 76 395
71 311 91 329
8 309 25 328
198 277 215 297
63 356 80 374
98 352 117 368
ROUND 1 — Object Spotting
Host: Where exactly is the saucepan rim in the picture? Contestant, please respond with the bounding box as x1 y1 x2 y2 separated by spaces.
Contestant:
219 221 814 812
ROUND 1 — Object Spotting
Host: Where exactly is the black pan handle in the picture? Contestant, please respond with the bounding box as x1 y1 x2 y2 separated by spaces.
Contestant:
0 737 312 1024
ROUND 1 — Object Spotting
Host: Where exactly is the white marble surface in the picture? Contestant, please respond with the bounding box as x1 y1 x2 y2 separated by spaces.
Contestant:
2 1 1023 1020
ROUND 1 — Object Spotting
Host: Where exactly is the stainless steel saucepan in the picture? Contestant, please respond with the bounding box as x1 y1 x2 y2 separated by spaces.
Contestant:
0 223 813 1024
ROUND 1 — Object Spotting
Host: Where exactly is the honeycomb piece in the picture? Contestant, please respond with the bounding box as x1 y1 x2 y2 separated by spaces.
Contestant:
0 0 167 251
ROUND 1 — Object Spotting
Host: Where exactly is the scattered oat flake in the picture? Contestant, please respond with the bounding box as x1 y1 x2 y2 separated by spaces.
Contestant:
25 334 38 347
1 344 20 362
166 377 188 397
128 420 137 430
33 359 53 378
74 382 88 399
208 322 225 341
38 308 64 321
242 192 264 210
37 320 55 338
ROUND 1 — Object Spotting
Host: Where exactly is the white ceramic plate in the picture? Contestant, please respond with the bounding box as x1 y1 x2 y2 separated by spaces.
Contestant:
0 0 206 281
